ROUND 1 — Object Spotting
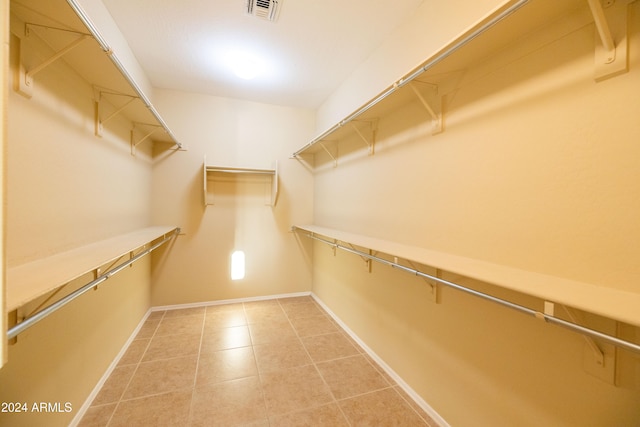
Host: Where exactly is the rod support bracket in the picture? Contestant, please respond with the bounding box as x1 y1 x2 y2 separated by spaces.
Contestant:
587 0 629 81
94 87 139 137
131 123 163 156
409 81 443 135
319 142 338 168
16 28 91 98
8 311 18 345
350 119 378 156
407 261 440 303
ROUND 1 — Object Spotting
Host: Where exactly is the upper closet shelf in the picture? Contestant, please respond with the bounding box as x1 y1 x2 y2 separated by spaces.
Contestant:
203 156 279 207
7 226 179 313
294 224 640 330
10 0 184 154
292 0 629 168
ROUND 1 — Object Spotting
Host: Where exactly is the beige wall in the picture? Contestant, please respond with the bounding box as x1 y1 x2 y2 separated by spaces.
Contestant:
1 0 8 369
311 1 640 426
316 0 506 134
75 0 156 103
149 89 315 305
0 11 155 426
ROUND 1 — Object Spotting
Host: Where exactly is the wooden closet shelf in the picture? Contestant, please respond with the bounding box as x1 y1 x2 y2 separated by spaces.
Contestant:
294 224 640 328
7 226 179 312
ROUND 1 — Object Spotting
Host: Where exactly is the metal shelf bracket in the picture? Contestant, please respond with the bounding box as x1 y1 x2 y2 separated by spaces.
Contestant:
586 0 629 81
406 259 440 303
350 119 378 155
17 24 91 98
319 142 338 168
94 87 139 137
131 122 164 156
409 82 443 135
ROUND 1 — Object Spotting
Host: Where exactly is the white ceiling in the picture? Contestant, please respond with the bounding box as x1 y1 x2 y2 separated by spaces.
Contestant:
101 0 425 109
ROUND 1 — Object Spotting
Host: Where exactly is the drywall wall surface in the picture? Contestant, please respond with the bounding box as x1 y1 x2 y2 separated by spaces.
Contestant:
313 247 640 427
6 32 152 265
311 2 640 426
0 261 150 427
315 0 505 134
0 0 8 369
1 23 153 426
75 0 155 101
150 89 315 305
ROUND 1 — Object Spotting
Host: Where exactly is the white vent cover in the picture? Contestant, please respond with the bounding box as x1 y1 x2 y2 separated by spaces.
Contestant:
246 0 281 22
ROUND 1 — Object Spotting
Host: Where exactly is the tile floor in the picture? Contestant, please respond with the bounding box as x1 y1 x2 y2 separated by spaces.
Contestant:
78 296 437 426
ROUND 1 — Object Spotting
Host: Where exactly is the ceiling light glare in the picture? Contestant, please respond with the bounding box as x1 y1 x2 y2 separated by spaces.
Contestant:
226 51 265 80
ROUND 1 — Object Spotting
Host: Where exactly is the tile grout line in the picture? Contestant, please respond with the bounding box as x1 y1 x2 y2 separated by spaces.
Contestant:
311 294 436 426
242 301 272 426
104 310 166 427
82 296 434 426
185 308 207 426
282 297 354 427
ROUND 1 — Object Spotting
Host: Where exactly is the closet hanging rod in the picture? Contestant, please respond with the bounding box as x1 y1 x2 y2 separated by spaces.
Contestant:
65 0 183 150
299 230 640 355
292 0 529 158
6 228 179 341
206 167 275 175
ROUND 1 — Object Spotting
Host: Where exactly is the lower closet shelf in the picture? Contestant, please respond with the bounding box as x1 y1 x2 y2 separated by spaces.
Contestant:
294 224 640 328
7 226 179 312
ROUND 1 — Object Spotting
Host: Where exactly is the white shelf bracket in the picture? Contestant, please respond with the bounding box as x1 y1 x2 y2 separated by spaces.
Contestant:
347 244 374 272
271 161 279 207
94 88 138 137
557 304 605 366
586 0 629 81
557 303 618 384
407 260 440 303
131 123 163 156
319 142 338 168
350 119 378 156
17 24 91 98
409 82 443 135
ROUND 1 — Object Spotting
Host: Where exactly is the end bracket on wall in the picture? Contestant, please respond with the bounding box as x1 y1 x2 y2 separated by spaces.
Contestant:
586 0 629 81
15 23 91 98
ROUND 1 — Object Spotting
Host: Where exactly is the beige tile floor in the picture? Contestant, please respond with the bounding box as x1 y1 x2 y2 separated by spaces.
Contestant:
78 296 437 426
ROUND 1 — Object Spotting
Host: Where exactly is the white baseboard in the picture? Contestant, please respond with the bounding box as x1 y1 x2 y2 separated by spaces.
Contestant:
68 308 154 427
310 292 450 427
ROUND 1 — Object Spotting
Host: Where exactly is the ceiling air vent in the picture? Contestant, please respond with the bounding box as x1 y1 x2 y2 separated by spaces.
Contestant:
246 0 281 22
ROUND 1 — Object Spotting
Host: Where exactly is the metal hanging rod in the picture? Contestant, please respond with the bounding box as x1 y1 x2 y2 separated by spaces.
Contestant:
65 0 183 150
300 230 640 355
7 229 179 341
292 0 529 158
206 167 276 175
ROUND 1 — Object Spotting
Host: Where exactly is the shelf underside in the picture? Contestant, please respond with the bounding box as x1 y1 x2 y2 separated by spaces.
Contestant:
296 224 640 328
7 226 179 312
296 0 587 157
11 0 176 145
